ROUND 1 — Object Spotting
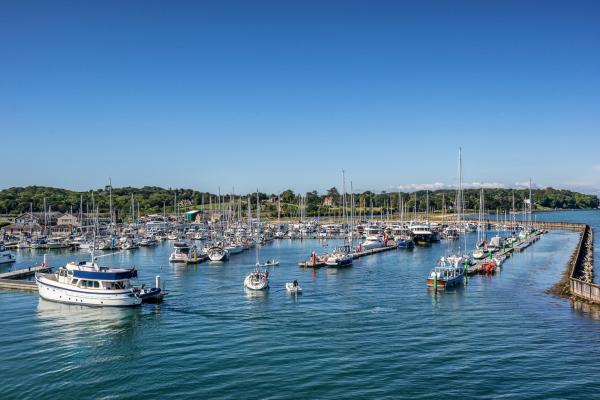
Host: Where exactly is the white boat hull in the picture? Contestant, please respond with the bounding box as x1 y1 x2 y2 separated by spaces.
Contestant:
244 275 269 290
208 248 229 261
36 276 141 307
169 254 188 263
225 245 244 254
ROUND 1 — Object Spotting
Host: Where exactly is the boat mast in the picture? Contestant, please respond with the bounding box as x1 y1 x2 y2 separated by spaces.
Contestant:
342 169 347 240
255 190 260 266
350 180 354 244
426 190 429 225
529 177 533 230
109 177 113 226
400 194 404 225
43 197 47 236
459 147 467 254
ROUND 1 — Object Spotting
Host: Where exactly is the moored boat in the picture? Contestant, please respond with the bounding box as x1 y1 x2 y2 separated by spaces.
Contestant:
169 241 192 263
427 257 465 289
35 255 145 307
0 243 16 264
325 245 353 267
207 245 228 261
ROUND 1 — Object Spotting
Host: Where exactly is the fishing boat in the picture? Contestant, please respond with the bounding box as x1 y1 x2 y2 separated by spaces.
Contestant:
0 243 16 264
427 257 465 289
325 245 353 267
263 259 279 267
286 280 302 294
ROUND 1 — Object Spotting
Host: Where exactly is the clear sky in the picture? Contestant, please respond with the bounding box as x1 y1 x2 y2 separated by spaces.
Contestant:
1 0 599 194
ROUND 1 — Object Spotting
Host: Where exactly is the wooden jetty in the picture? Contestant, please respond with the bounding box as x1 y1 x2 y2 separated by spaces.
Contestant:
351 245 397 259
186 254 209 264
0 265 51 291
298 244 398 268
0 265 51 280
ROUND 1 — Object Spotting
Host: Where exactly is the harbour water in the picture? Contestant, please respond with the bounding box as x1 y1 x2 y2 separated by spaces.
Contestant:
2 211 600 399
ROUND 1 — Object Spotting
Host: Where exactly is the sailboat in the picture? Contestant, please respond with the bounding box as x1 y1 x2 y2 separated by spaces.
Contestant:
326 171 354 267
207 244 229 261
244 191 269 290
473 188 487 260
428 148 468 288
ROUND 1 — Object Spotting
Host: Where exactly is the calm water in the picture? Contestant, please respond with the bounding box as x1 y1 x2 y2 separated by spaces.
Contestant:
2 210 600 399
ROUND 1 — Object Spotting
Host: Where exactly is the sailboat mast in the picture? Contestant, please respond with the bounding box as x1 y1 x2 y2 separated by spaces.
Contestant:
109 177 113 225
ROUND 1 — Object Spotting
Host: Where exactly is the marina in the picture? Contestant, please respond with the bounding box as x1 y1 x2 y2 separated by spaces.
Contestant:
2 1 600 397
2 211 600 399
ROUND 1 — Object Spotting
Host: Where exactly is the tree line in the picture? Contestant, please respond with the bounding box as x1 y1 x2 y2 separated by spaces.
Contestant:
0 185 597 220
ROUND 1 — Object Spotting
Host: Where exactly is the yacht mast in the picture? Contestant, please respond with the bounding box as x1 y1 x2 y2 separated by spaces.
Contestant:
109 177 113 226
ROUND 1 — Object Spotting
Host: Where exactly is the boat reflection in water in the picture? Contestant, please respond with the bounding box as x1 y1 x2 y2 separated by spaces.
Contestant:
244 286 269 301
35 298 158 348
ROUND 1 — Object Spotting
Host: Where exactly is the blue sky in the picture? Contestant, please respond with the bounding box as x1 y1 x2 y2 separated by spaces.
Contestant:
1 0 599 194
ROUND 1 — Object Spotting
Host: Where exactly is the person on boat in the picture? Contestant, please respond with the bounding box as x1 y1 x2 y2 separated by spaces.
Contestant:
293 280 298 287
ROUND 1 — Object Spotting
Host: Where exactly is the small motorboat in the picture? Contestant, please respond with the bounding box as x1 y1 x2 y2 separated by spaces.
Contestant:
136 287 164 303
135 276 166 303
263 259 279 267
286 280 302 294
